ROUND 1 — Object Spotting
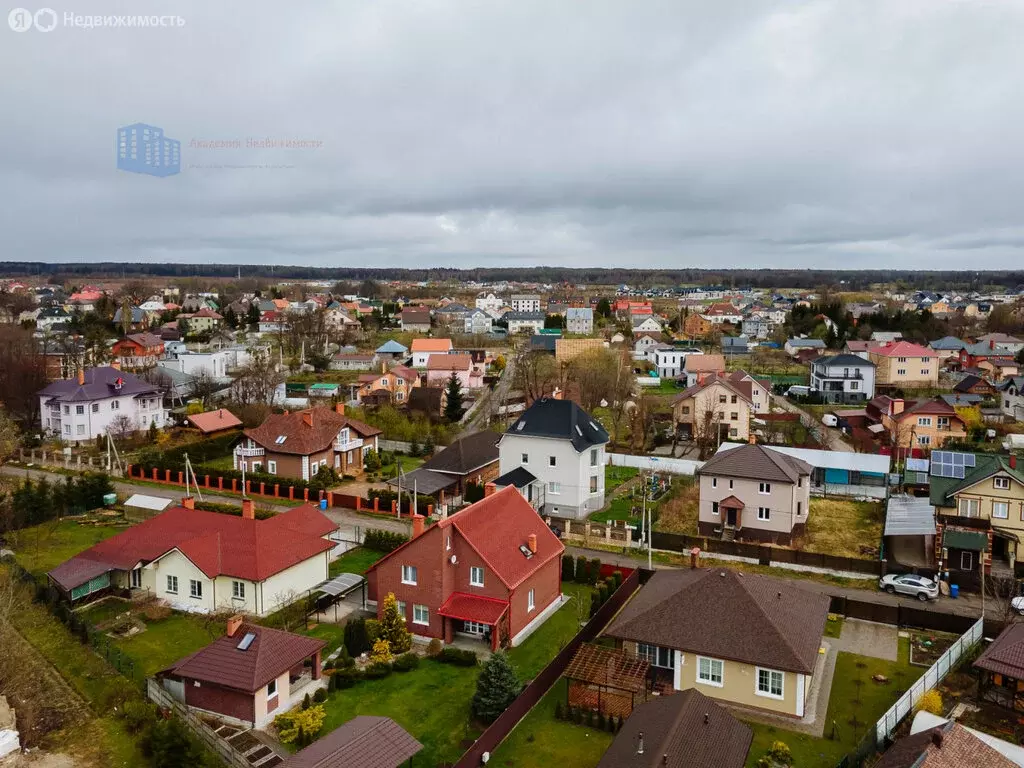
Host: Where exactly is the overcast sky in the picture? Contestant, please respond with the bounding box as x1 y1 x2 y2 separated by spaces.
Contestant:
2 0 1023 270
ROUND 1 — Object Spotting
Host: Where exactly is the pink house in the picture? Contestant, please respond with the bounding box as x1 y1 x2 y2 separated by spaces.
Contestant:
426 354 482 389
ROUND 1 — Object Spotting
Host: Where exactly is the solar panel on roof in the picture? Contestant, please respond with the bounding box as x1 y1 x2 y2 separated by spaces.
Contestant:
237 632 256 651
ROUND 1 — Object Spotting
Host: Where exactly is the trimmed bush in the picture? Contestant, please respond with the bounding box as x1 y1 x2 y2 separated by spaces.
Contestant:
313 688 327 704
562 554 575 581
364 661 392 679
611 570 623 590
589 558 601 585
333 668 363 688
344 618 370 657
365 619 382 644
393 652 420 672
363 528 410 553
302 692 312 710
436 647 478 666
426 638 443 657
575 555 589 584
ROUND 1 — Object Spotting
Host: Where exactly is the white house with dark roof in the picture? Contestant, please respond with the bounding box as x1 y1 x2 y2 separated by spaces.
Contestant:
809 354 876 404
38 366 168 442
496 397 609 519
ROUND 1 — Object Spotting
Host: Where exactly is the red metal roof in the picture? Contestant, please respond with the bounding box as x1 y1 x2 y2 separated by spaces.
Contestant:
868 340 933 358
187 408 243 434
49 504 337 590
437 592 509 625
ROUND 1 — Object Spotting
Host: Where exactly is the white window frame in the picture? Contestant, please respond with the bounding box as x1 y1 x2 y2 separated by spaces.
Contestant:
917 435 931 446
267 679 278 700
397 600 407 621
590 475 599 494
528 588 535 612
993 501 1009 520
166 575 178 594
959 498 979 517
267 460 277 475
590 449 598 467
758 507 770 521
469 566 484 587
712 477 717 488
758 482 771 495
413 604 429 626
189 579 203 599
130 568 142 589
917 417 932 427
638 643 673 669
548 481 561 494
232 580 245 599
401 565 418 585
696 656 724 687
756 667 785 700
994 477 1010 490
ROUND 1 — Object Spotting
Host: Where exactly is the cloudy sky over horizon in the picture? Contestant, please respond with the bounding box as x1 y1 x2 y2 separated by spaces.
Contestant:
2 0 1023 270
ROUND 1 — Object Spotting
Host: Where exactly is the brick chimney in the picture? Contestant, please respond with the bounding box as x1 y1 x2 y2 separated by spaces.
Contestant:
226 614 244 638
527 533 537 554
242 499 255 520
302 410 313 427
890 398 905 417
411 514 425 538
1011 455 1018 470
335 403 345 416
484 482 497 497
110 359 121 371
181 496 195 510
76 368 85 385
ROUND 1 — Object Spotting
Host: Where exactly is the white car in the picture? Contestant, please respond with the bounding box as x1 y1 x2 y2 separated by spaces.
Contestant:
879 573 940 601
1011 596 1024 615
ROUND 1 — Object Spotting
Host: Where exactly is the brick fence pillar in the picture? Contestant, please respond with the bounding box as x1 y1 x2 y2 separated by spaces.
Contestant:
327 491 334 507
204 475 210 488
289 486 294 500
391 500 397 514
274 484 280 498
245 480 251 495
303 488 309 502
373 497 379 512
165 469 171 483
151 467 158 480
218 477 224 490
259 482 265 495
178 471 184 485
356 497 362 511
232 478 238 493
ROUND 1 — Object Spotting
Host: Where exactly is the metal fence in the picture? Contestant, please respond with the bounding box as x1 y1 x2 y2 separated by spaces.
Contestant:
606 452 702 475
147 679 252 768
874 616 984 745
453 569 645 768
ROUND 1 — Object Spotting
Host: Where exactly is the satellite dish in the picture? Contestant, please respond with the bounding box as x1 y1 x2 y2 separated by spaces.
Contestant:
450 555 458 565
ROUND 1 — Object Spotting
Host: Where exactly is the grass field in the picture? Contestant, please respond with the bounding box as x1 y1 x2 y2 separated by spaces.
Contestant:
507 582 591 680
652 477 700 534
745 637 915 767
328 546 384 577
488 679 613 768
604 464 639 493
12 518 130 577
199 454 236 471
803 498 884 559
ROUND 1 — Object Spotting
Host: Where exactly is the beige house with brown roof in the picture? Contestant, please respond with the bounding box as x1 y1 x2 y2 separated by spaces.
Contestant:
683 353 726 386
604 569 829 718
672 377 752 446
697 443 812 544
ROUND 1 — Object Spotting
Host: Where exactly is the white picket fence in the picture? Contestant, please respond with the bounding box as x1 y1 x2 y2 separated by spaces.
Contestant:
874 617 984 746
606 452 702 476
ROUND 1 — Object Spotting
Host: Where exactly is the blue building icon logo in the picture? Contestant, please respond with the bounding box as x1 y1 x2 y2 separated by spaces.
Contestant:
116 123 180 177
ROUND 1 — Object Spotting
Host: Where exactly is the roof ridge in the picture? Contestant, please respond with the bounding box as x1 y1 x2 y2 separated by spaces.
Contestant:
735 576 810 672
757 445 801 482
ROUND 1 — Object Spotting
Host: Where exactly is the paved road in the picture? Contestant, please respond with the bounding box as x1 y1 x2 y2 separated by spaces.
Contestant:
457 350 518 438
773 397 855 452
0 463 412 538
564 543 988 619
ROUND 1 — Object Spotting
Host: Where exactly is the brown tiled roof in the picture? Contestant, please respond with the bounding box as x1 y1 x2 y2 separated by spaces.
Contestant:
281 716 422 768
684 354 726 373
163 624 325 694
426 353 472 371
672 375 750 405
874 722 1015 768
596 689 752 768
605 569 829 674
187 408 242 434
697 444 812 484
974 623 1024 678
243 408 381 455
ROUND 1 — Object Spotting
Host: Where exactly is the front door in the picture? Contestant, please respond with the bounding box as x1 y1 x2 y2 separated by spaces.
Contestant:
961 551 974 570
726 508 737 526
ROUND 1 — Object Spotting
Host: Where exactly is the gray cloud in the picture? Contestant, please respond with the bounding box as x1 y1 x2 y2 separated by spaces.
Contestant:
1 0 1023 269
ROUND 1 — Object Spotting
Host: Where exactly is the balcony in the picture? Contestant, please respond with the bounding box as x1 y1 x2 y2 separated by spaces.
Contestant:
334 437 364 453
936 513 990 531
234 445 265 458
813 370 864 380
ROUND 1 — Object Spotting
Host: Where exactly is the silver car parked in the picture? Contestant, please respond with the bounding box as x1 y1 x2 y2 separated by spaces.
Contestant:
879 573 940 601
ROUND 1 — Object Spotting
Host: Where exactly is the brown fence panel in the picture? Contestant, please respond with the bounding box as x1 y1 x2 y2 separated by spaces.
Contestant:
733 542 762 560
454 569 645 768
898 607 976 636
330 493 363 509
651 531 687 552
771 548 798 564
844 599 899 625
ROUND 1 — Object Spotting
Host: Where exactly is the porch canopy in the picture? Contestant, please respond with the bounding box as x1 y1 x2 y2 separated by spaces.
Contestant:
943 529 987 552
437 592 509 625
884 495 936 537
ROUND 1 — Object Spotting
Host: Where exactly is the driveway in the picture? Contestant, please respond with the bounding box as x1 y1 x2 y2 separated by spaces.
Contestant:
831 619 898 661
772 398 855 452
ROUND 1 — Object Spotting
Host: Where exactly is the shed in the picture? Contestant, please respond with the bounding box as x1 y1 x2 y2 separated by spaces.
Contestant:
123 494 173 513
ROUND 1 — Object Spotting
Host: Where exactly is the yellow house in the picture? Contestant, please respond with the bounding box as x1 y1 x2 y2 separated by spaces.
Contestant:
868 340 939 388
930 453 1024 573
605 569 829 718
672 377 752 446
876 397 968 450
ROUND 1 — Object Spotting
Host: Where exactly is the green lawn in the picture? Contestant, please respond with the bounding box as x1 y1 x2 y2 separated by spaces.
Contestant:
329 546 383 577
12 518 130 577
745 637 915 767
489 679 612 768
589 494 641 524
100 612 225 678
508 582 591 680
199 454 236 471
604 465 639 493
380 454 426 477
305 622 346 657
319 659 482 766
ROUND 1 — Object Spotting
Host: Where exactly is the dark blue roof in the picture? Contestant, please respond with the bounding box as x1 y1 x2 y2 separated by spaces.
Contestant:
505 398 609 452
39 367 161 402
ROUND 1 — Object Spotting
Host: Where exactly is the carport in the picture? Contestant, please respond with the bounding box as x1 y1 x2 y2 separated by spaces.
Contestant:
884 495 936 568
314 573 367 623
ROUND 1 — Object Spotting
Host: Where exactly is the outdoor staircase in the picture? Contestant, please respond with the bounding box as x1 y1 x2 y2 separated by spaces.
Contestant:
722 527 736 542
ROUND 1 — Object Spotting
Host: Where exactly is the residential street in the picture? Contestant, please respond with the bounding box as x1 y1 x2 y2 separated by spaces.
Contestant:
773 397 855 452
564 543 990 620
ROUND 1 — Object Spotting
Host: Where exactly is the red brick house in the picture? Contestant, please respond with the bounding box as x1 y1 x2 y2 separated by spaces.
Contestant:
111 332 165 370
158 615 325 728
365 485 565 651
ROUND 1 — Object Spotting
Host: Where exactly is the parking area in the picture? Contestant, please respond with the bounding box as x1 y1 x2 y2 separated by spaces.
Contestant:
830 618 898 661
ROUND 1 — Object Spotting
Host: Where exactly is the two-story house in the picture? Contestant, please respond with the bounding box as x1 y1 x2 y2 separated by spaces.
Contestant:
930 453 1024 580
672 377 753 445
365 485 565 651
872 397 968 450
725 370 771 413
425 353 483 389
38 365 167 442
682 353 726 387
653 347 701 379
506 312 546 335
604 569 829 718
496 396 609 519
565 307 594 335
809 354 877 404
399 307 432 333
696 443 812 544
928 336 967 363
235 405 381 480
998 376 1024 422
463 309 493 335
111 333 165 370
959 341 1020 382
631 315 663 335
682 313 713 339
411 338 453 368
354 365 420 406
868 341 938 389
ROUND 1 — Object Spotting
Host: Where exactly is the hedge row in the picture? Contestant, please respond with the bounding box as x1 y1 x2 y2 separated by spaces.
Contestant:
363 529 409 553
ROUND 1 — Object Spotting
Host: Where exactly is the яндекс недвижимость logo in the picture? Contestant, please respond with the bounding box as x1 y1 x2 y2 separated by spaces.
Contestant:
116 123 180 177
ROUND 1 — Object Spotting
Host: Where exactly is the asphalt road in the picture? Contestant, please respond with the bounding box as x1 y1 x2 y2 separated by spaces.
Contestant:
773 397 855 452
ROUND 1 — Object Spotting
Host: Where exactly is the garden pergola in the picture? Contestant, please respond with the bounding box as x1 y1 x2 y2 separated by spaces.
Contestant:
564 643 650 718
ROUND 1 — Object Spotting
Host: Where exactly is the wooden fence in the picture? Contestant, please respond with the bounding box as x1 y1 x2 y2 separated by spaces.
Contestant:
453 568 646 768
147 680 252 768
